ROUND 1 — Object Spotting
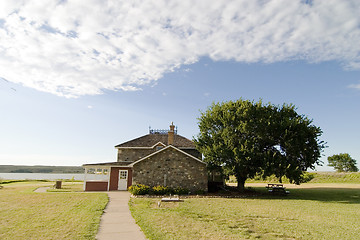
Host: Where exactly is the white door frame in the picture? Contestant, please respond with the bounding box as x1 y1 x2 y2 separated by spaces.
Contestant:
118 170 128 190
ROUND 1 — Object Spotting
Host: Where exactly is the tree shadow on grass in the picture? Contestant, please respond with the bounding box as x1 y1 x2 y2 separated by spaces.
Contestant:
204 184 360 204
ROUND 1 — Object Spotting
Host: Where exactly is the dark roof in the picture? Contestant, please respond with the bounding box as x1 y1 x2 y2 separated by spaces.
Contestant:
115 134 196 148
83 161 131 167
129 145 205 166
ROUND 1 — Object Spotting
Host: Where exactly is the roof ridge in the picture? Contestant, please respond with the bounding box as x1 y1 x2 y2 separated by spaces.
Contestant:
114 133 195 148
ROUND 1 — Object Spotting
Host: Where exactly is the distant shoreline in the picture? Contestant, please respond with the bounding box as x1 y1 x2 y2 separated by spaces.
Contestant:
0 172 85 180
0 165 83 174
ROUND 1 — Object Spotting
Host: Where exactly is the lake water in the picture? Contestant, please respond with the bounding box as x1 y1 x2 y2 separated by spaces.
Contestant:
0 173 85 181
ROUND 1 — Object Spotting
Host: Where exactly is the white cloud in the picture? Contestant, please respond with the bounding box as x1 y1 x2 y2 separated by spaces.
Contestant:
348 83 360 89
0 0 360 97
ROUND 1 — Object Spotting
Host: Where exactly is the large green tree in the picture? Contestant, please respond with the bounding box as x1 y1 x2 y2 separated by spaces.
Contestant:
194 99 326 190
328 153 358 172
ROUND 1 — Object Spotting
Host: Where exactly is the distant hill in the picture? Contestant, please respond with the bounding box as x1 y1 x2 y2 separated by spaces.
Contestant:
0 165 83 173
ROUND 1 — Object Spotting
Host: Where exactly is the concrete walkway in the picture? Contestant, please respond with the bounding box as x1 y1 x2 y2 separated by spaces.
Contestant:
96 191 147 240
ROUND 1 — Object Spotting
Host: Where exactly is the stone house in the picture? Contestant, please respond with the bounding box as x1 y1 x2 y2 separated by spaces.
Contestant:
83 123 208 192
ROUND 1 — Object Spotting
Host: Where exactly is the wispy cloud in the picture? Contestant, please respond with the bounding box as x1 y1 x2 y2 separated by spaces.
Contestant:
0 0 359 97
348 83 360 89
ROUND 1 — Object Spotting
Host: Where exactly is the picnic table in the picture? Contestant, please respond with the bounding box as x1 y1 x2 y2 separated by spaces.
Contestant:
266 184 290 194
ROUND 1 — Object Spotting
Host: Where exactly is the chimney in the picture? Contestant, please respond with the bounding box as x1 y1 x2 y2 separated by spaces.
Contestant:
168 122 175 145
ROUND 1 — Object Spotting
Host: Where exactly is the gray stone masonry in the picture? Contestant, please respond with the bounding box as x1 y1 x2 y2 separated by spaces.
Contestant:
132 147 208 192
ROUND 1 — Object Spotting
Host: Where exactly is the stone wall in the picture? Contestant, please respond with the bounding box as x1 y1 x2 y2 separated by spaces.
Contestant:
132 147 208 192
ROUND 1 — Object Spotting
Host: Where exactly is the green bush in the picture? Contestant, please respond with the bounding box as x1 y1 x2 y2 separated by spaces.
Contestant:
194 189 205 195
128 184 150 195
300 172 316 183
129 184 193 195
152 185 170 195
172 187 190 195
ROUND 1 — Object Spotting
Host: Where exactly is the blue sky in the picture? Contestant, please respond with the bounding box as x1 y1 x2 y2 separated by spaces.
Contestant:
1 1 360 170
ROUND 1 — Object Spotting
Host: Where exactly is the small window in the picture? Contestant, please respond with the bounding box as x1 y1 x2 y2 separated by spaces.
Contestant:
119 170 127 179
156 146 163 150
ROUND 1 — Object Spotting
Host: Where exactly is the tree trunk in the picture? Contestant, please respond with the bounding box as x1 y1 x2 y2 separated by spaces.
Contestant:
236 175 247 192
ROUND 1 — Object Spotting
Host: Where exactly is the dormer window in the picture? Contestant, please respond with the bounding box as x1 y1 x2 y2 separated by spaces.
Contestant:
152 141 166 150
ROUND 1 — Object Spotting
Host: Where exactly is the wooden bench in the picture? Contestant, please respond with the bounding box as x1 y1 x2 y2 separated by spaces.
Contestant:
266 184 290 194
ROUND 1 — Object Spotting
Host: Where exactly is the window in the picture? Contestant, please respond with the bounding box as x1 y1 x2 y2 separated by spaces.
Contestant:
119 170 127 179
86 167 109 181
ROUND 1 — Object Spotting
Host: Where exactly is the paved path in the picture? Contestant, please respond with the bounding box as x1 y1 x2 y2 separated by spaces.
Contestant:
96 191 147 240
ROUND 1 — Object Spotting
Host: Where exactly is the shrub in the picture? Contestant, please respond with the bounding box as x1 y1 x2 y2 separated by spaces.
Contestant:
194 189 205 195
300 172 316 183
152 185 170 195
172 187 189 195
129 184 197 195
128 184 150 195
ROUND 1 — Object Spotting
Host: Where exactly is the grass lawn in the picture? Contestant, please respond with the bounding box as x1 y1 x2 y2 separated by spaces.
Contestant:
47 181 85 192
130 184 360 240
0 181 108 240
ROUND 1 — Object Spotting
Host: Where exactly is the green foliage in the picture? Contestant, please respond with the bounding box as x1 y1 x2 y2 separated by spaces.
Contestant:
128 184 151 195
245 174 291 184
245 172 360 184
194 190 205 195
152 185 170 195
172 187 190 195
195 98 326 190
10 168 33 173
300 172 316 183
129 184 190 195
328 153 359 172
309 172 360 183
